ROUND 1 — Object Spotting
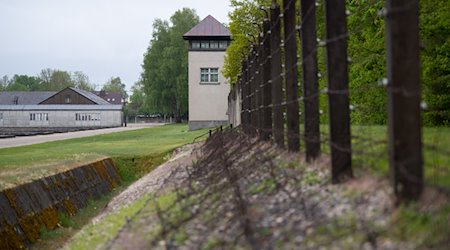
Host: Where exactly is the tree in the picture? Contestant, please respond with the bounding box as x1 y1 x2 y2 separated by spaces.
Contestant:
102 77 128 100
39 69 74 91
0 75 9 91
223 0 272 84
420 0 450 125
141 8 199 122
346 0 387 124
39 68 53 88
6 75 42 91
1 69 97 92
225 0 450 126
72 71 95 91
50 70 73 90
128 81 147 118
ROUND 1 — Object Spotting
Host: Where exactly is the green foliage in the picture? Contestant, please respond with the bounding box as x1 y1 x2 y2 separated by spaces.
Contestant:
127 81 148 117
6 75 42 91
102 76 128 99
347 0 386 124
1 69 96 92
421 0 450 125
66 192 177 249
72 71 95 91
114 153 167 185
346 0 450 125
39 227 64 239
141 8 199 122
249 178 277 194
0 75 7 91
223 0 272 84
58 213 75 228
225 0 449 126
391 204 450 248
32 187 129 250
303 170 321 185
41 69 74 90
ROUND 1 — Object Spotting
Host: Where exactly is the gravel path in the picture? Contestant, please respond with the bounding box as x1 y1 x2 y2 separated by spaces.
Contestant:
0 123 163 149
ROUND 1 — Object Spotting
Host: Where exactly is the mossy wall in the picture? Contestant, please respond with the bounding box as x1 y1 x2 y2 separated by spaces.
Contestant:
0 158 121 249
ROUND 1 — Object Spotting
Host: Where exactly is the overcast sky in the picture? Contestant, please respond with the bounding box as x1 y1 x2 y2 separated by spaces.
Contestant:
0 0 231 93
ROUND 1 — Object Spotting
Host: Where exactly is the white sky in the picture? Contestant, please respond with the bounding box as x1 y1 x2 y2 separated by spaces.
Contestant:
0 0 231 93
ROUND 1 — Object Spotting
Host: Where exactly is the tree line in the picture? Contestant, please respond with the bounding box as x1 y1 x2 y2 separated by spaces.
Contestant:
0 69 128 100
138 8 199 122
223 0 449 126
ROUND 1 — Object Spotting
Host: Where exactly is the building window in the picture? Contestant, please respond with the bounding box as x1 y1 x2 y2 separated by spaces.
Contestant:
190 40 229 50
65 95 71 103
201 40 210 49
76 113 100 121
219 40 229 49
210 40 219 49
200 68 219 84
0 113 3 121
30 113 48 121
191 41 200 49
210 68 219 82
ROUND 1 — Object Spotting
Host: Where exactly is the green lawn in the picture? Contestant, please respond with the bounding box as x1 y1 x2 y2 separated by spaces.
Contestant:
349 125 450 188
317 125 450 187
0 124 209 190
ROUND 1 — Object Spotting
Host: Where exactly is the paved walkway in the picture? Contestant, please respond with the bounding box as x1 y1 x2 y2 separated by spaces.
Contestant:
0 123 163 149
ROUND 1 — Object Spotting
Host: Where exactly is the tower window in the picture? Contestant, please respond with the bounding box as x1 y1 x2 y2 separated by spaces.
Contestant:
210 41 219 49
189 40 229 50
191 41 200 49
201 41 210 49
219 40 229 49
200 68 219 84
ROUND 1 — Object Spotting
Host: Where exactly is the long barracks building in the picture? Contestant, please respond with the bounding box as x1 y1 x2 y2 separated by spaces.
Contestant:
0 87 123 129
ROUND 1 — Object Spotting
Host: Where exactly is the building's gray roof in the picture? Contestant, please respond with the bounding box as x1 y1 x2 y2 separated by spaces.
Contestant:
69 88 111 105
94 91 123 105
1 88 115 106
0 105 123 111
183 15 230 39
0 91 55 105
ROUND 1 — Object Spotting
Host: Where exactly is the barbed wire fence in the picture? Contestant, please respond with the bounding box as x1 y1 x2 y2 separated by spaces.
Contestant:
99 0 449 249
228 0 449 202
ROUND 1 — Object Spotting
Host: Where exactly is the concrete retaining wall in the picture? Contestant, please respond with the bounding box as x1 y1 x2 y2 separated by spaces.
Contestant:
0 158 121 249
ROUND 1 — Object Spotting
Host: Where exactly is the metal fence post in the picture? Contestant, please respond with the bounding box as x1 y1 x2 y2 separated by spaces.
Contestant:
250 49 259 136
271 3 285 148
257 38 264 137
256 37 265 139
301 0 321 162
262 19 272 141
324 0 353 183
283 0 300 152
242 60 250 134
385 0 423 202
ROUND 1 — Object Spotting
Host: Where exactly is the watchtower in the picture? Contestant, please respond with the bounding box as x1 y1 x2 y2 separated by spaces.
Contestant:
183 15 231 130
